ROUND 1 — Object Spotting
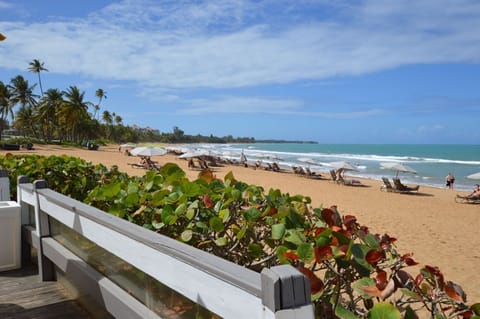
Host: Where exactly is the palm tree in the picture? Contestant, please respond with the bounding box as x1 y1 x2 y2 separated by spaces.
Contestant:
8 75 38 111
94 88 106 120
114 114 122 126
0 81 14 140
13 105 38 138
28 59 48 96
36 88 63 142
59 86 91 142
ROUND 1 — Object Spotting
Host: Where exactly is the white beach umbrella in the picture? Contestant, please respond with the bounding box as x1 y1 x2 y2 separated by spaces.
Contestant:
120 143 136 148
130 146 167 157
380 162 416 177
330 161 358 171
467 172 480 179
298 157 321 166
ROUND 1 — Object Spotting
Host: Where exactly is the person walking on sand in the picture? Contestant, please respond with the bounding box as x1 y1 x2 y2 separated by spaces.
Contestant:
445 173 455 189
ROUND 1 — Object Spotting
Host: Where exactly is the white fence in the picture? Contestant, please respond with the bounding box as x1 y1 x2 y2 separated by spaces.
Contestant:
14 175 315 319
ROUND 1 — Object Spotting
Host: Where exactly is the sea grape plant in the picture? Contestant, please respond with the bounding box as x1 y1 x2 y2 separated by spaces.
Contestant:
1 154 479 319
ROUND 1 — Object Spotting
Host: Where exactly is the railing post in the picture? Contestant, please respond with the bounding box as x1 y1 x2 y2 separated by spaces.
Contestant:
33 180 55 281
261 265 315 318
0 169 10 200
17 175 32 265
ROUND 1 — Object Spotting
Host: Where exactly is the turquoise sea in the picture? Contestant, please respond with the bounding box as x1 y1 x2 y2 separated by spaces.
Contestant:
177 143 480 191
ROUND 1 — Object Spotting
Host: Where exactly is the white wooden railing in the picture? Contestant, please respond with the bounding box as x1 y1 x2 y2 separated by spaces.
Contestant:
14 175 315 319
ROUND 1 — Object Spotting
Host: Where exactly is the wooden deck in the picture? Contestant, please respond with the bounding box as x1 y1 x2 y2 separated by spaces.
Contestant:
0 264 93 319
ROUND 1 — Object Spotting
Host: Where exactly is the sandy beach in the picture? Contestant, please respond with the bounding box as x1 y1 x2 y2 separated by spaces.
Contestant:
3 144 479 302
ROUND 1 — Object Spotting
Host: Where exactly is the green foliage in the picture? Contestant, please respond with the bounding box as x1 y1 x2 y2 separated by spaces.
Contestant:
2 153 478 319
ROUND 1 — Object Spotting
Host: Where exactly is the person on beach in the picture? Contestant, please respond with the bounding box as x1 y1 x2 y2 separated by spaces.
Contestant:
445 173 455 189
466 184 480 199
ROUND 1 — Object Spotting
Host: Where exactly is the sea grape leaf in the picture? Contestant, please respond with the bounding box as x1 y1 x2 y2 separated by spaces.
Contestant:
181 230 192 242
219 208 230 222
296 242 314 262
215 236 228 246
335 303 361 319
248 243 262 258
364 233 380 249
353 277 376 298
209 216 224 233
285 229 305 246
276 246 290 264
181 181 202 197
102 182 121 198
244 207 261 222
367 302 401 319
271 223 286 240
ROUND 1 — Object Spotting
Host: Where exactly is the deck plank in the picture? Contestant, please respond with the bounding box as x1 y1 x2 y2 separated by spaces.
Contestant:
0 265 93 319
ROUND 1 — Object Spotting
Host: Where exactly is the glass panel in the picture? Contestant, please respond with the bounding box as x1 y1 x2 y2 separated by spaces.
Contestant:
49 217 222 319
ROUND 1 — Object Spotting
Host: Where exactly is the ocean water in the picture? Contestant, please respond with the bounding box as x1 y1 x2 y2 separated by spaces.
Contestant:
173 143 480 191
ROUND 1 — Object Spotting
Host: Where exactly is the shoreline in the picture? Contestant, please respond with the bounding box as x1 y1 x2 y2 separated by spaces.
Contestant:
3 143 479 302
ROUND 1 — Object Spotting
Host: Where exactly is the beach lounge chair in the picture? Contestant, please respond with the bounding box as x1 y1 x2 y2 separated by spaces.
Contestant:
455 194 480 204
393 178 419 192
381 177 395 192
329 170 338 182
337 174 363 186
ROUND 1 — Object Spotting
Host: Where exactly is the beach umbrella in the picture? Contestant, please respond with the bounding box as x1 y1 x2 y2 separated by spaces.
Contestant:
130 146 167 157
120 143 136 148
467 172 480 179
240 151 247 163
298 157 321 166
330 161 358 171
380 162 416 177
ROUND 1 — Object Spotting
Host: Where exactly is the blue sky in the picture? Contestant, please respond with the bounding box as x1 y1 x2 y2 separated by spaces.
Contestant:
1 0 479 144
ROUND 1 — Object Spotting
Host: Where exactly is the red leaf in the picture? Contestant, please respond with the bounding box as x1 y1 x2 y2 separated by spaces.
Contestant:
342 214 357 229
401 253 419 266
415 273 424 286
376 270 388 290
283 251 299 261
445 281 467 302
203 195 214 208
313 227 327 237
268 207 277 216
314 246 333 262
321 208 337 227
297 266 324 294
366 249 384 265
358 285 382 298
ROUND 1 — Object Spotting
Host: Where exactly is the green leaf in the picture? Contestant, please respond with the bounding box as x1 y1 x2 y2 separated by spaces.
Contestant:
124 192 139 206
367 302 400 319
400 288 421 301
353 277 376 297
181 181 202 197
215 236 228 246
284 229 305 246
248 243 262 258
271 223 286 240
364 233 380 249
335 304 361 319
209 216 224 233
186 208 195 220
175 203 187 215
471 303 480 315
236 227 247 240
276 246 290 264
404 306 418 319
181 230 192 242
244 207 261 222
296 242 314 262
103 182 121 198
219 209 230 222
